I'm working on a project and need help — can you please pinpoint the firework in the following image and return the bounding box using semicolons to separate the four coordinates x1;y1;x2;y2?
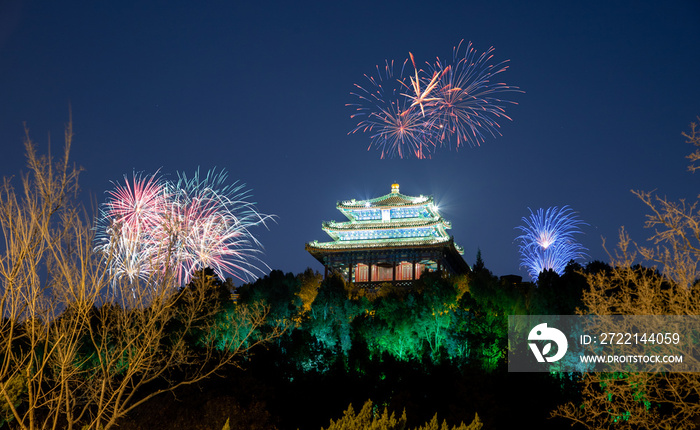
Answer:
515;206;588;280
428;40;520;149
165;169;273;285
95;172;169;283
347;59;437;159
101;171;167;233
96;169;273;287
348;41;520;158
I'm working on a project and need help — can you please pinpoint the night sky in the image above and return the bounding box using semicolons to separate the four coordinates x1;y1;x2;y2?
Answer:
1;1;699;282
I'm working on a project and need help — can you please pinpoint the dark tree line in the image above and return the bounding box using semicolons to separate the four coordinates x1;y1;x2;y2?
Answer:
220;258;601;430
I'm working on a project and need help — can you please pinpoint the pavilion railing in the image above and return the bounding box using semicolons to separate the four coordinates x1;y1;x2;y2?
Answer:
351;280;416;289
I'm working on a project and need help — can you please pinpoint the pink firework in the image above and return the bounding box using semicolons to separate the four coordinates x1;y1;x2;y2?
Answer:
428;40;520;149
96;169;273;287
348;41;520;157
96;172;169;283
103;171;167;233
347;60;438;159
165;169;272;285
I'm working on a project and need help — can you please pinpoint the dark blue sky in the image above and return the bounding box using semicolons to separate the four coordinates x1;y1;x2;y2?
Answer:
1;1;699;281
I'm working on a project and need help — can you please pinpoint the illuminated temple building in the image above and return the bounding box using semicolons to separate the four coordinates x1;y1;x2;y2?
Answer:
305;184;470;286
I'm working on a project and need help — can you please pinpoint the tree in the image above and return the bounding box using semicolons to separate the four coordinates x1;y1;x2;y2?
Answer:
0;120;95;430
304;274;364;356
0;121;280;430
296;267;322;314
553;119;700;429
322;399;483;430
79;270;280;430
369;290;423;361
235;269;301;344
412;274;468;361
461;268;524;371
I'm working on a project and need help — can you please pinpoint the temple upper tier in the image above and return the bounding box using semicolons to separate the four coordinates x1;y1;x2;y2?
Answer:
305;184;470;286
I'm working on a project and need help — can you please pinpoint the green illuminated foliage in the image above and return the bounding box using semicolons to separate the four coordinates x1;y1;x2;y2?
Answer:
360;273;469;362
369;290;422;361
0;374;26;427
304;274;366;356
413;274;466;359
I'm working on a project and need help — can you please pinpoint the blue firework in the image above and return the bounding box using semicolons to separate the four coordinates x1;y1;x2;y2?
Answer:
516;206;588;280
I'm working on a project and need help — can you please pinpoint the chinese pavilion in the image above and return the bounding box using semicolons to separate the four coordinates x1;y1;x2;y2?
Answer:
305;184;470;286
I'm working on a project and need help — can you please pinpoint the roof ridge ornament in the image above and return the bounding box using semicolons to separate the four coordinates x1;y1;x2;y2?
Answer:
306;184;470;280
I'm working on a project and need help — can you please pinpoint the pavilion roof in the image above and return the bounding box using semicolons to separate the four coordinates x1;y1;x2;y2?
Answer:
307;183;465;260
337;185;433;210
306;235;454;251
322;217;451;231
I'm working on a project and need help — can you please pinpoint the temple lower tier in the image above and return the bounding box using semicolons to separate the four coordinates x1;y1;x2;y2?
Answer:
305;240;470;285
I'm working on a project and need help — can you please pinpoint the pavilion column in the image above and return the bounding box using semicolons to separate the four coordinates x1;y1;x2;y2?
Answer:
412;261;416;280
368;262;373;283
392;261;396;282
348;262;353;283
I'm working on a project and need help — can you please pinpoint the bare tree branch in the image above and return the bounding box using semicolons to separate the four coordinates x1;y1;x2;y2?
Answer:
553;118;700;429
0;121;282;430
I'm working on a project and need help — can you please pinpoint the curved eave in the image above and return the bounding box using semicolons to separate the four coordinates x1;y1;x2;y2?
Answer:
337;193;434;210
338;205;441;223
306;236;452;252
322;217;449;231
321;221;450;242
305;237;469;275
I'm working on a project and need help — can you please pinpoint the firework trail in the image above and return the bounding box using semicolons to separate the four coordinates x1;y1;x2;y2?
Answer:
96;169;273;287
403;52;442;117
348;41;520;158
515;206;588;281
